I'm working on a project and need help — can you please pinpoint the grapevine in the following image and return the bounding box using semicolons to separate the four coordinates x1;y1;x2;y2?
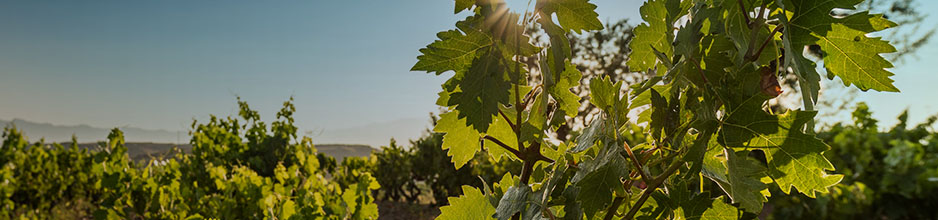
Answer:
412;0;901;219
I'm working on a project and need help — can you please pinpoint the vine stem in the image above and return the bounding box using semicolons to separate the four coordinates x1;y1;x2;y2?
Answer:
622;148;656;195
483;135;522;158
756;0;768;21
737;0;751;25
499;109;517;130
746;25;782;62
513;22;524;162
512;16;528;220
622;141;651;185
603;196;626;220
622;159;683;220
609;148;671;220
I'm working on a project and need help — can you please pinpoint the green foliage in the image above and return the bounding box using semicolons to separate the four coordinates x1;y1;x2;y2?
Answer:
719;100;842;198
782;0;898;92
546;61;582;118
372;140;420;202
0;127;134;219
627;0;673;72
434;111;485;169
1;99;380;219
412;15;492;75
367;116;521;206
768;103;938;219
412;0;901;219
436;186;495;220
536;0;603;34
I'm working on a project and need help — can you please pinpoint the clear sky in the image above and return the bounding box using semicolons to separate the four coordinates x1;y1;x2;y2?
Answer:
0;0;935;144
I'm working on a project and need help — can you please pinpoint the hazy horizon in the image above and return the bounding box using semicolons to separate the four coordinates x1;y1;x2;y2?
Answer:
1;116;432;148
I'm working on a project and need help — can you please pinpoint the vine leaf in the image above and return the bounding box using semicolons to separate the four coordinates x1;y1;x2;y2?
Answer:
547;61;582;118
537;0;603;34
675;195;740;220
449;50;513;132
720;0;779;65
571;144;628;218
704;148;770;213
725;150;770;213
588;76;622;113
495;184;532;220
719;97;843;197
438;185;497;220
484;115;520;162
630;84;672;125
455;0;474;14
522;93;549;143
571;116;604;153
434;111;482;169
628;0;672;72
479;8;540;57
540;19;571;81
412;15;492;75
784;0;898;92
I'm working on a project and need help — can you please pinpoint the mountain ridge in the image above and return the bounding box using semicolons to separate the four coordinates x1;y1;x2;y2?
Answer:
1;116;431;149
1;118;185;144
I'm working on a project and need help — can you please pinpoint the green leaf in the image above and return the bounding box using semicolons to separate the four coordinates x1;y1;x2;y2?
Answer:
484;115;520;162
588;76;621;112
682;128;715;179
455;0;474;14
280;199;296;219
572;144;628;217
495;184;533;220
818;18;898;91
719;97;843;197
782;0;898;91
449;49;513;132
688;35;734;87
412;15;492;75
674;195;740;220
539;156;568;205
497;172;518;194
588;75;629;129
628;0;672;72
560;186;583;220
438;185;497;220
704;147;770;213
570;117;604;153
434;111;483;169
649;89;669;139
721;0;776;62
478;7;540;57
538;0;603;34
547;61;583;118
540;19;571;79
723;149;770;213
521;93;549;144
630;84;672;124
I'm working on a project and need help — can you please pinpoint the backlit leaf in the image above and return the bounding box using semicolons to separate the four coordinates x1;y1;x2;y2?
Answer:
438;186;497;220
434;111;483;169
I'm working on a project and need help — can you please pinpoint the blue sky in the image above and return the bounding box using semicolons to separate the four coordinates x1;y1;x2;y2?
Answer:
0;0;935;144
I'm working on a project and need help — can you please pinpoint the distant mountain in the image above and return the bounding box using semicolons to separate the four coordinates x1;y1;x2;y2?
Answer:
54;142;193;161
1;117;432;149
1;118;186;144
310;117;431;148
47;142;370;163
1;118;379;162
